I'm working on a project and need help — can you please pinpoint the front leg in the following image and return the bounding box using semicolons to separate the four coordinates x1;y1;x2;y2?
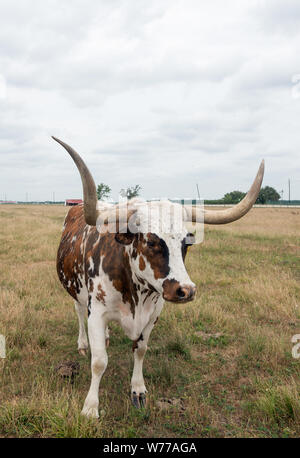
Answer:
131;303;163;408
81;305;108;418
131;332;149;408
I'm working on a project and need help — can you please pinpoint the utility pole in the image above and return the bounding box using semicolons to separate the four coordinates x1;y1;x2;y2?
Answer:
288;179;291;203
196;183;200;202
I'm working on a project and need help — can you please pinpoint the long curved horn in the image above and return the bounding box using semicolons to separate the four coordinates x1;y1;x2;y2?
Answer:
52;136;98;225
185;160;265;224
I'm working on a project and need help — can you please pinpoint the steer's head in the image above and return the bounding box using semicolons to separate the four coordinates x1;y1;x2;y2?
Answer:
113;200;197;303
52;136;264;305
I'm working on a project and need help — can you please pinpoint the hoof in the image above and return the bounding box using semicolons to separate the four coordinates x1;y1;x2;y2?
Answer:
139;393;147;408
81;405;99;418
78;348;88;356
131;391;147;409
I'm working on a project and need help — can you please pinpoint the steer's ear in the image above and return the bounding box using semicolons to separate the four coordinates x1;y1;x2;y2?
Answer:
115;232;134;245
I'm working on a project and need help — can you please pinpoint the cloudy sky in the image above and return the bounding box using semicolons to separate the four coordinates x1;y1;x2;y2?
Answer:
0;0;300;202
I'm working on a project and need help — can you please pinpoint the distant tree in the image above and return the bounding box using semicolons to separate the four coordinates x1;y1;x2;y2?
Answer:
223;190;246;204
97;183;111;201
256;186;280;204
120;185;142;200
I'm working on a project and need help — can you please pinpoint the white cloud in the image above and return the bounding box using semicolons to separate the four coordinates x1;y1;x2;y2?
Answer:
0;0;299;202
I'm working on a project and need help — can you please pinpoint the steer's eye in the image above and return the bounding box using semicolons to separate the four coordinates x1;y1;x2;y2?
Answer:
147;241;156;248
185;233;195;245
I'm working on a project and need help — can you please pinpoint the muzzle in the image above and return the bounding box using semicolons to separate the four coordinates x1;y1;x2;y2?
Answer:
162;279;196;303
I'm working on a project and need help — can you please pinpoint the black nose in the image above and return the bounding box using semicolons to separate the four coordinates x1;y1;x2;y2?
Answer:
176;285;196;301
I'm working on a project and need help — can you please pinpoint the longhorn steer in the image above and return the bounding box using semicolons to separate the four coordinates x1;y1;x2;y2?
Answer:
53;136;264;418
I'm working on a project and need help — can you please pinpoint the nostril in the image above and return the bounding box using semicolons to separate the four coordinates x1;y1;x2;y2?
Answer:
176;287;186;298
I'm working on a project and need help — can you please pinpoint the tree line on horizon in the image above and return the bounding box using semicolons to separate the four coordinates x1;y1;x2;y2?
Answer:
207;186;281;205
97;183;281;205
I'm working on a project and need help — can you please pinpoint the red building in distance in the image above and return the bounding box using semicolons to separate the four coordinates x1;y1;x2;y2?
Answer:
65;199;83;206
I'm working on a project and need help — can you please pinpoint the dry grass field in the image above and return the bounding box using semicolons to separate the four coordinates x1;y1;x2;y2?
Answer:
0;204;299;438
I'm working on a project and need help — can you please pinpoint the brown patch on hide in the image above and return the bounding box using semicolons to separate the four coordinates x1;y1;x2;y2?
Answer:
88;278;94;293
139;256;146;271
132;333;143;352
133;233;170;279
96;283;106;304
